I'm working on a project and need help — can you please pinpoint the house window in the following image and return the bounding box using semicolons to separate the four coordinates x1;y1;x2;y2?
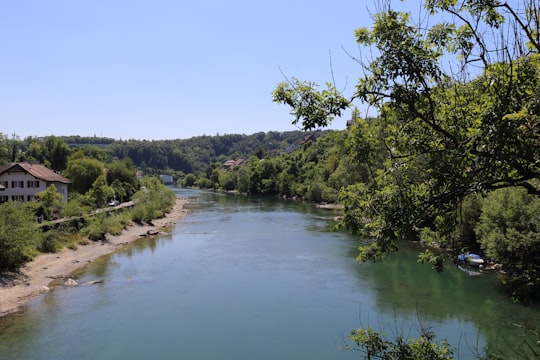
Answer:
0;196;8;203
11;195;24;201
27;195;36;201
11;181;24;188
27;180;40;188
0;181;7;188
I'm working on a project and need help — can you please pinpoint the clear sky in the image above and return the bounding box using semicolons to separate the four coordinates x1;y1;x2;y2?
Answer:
1;1;381;140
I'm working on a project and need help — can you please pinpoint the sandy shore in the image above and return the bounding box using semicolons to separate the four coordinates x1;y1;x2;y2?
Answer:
0;198;189;317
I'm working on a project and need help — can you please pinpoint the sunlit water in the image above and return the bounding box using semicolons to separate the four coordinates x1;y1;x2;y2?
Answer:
0;189;538;359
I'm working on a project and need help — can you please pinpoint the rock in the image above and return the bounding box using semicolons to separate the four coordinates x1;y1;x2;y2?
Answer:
64;278;78;286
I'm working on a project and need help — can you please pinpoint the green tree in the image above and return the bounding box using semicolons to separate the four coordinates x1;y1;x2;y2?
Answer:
131;177;176;223
0;133;9;163
64;156;105;194
236;166;250;193
219;170;236;191
23;140;45;164
87;174;114;209
183;173;196;187
43;136;71;171
36;184;64;220
106;158;139;201
0;201;40;271
476;187;540;302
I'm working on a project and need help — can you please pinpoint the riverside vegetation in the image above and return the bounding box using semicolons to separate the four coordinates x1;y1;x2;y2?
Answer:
1;0;539;357
0;170;175;273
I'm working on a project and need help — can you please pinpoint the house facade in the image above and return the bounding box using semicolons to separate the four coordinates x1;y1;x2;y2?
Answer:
0;163;71;203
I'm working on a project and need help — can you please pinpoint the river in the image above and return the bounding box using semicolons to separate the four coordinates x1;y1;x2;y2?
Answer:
0;188;538;359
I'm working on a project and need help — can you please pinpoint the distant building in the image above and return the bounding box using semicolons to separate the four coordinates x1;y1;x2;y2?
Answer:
0;163;71;203
159;174;174;185
223;159;245;171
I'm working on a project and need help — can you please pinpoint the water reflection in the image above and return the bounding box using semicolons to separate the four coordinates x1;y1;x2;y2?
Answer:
355;241;540;357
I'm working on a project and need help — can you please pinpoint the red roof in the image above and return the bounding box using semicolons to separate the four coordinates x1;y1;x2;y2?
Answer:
0;163;71;184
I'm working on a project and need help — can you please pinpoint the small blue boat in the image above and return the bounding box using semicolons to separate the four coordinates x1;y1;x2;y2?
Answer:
457;253;485;266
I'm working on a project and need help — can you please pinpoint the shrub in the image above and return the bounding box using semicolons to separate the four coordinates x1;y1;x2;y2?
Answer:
131;177;176;223
476;187;540;302
40;230;63;253
0;201;41;271
82;214;108;241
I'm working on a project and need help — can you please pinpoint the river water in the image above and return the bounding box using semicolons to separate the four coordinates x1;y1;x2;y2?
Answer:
0;189;538;359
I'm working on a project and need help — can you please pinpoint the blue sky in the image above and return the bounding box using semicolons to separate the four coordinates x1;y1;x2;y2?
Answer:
1;1;381;140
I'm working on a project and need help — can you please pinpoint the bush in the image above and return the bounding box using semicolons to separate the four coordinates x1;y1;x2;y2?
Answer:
347;325;454;359
40;230;63;253
82;214;108;241
131;177;176;223
106;212;130;235
476;187;540;302
0;201;41;271
130;205;147;224
183;173;196;187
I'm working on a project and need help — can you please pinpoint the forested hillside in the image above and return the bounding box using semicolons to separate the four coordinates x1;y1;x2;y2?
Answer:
0;130;324;177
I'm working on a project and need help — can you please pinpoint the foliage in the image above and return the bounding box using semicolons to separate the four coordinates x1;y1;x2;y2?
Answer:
62;193;91;218
86;174;114;209
82;211;132;241
18;136;72;170
273;0;540;268
40;230;64;253
347;325;454;359
476;187;540;302
0;133;11;163
82;213;110;241
131;177;176;224
182;173;196;187
182;130;369;205
43;136;71;171
7;131;327;183
35;184;64;221
0;201;40;271
63;156;106;194
103;131;319;176
106;158;139;201
272;78;350;131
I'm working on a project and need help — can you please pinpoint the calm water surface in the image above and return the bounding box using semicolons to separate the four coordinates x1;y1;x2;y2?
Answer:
0;189;538;359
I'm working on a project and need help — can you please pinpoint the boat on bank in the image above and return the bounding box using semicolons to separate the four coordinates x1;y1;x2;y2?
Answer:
458;253;485;266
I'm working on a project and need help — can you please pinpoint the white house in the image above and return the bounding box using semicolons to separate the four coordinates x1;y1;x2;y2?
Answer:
159;174;174;185
0;163;71;203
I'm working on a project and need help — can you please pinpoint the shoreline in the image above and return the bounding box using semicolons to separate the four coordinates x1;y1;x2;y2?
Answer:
0;197;189;317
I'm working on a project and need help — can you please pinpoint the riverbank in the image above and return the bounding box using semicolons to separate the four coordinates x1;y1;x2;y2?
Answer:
0;197;189;317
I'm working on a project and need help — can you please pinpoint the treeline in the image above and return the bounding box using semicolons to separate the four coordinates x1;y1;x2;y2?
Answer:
180;130;365;202
0;130;324;176
104;131;323;176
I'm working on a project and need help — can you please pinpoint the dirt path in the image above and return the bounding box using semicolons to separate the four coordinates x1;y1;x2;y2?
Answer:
0;198;189;317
